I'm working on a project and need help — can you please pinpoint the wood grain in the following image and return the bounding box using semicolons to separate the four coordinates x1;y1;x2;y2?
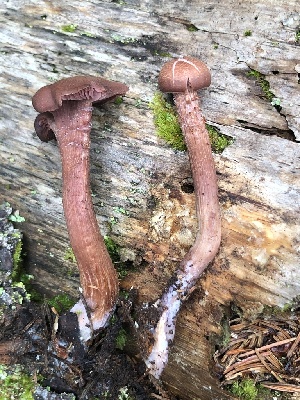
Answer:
0;1;299;398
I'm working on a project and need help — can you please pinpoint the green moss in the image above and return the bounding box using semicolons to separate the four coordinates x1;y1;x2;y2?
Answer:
134;99;143;108
119;289;130;300
230;379;258;400
114;96;124;105
150;92;233;153
281;302;293;312
247;69;275;102
11;282;31;304
113;206;129;216
104;237;132;279
206;125;233;153
262;302;296;317
117;267;130;280
220;317;231;348
104;236;120;263
149;92;185;151
244;30;252;37
186;23;199;32
47;293;75;314
153;51;171;58
295;29;300;42
104;236;125;278
24;282;42;303
81;31;96;38
110;34;137;45
11;240;23;281
10;237;37;300
229;379;272;400
64;247;76;263
61;24;77;33
115;328;127;350
0;365;35;400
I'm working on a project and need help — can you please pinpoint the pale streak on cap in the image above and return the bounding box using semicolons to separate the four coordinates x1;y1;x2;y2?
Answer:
158;56;211;93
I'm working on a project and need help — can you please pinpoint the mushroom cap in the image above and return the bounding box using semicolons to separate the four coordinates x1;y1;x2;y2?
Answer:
32;76;128;113
34;112;56;142
158;56;211;93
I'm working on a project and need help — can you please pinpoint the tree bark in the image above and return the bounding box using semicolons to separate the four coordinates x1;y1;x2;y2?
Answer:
0;1;299;398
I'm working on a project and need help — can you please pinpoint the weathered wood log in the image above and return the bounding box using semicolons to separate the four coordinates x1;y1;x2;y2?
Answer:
0;1;299;398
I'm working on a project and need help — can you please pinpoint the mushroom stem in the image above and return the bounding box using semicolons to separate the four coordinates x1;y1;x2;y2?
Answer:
174;87;221;278
52;101;118;334
145;58;221;378
32;76;128;341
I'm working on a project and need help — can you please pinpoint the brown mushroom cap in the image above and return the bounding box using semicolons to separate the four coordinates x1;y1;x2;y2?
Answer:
34;112;56;142
158;56;211;93
32;76;128;113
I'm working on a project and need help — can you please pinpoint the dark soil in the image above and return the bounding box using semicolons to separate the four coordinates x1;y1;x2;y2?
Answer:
0;296;169;400
0;203;175;400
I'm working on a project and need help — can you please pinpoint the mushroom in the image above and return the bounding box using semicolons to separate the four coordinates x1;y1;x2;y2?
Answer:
145;57;221;377
32;76;128;341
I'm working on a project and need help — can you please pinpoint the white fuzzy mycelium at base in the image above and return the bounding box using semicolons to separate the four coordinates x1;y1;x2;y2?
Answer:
145;268;194;378
70;299;111;342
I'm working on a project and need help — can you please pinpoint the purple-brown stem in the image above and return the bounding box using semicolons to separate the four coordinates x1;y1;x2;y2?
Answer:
145;84;221;378
175;86;221;277
51;100;118;337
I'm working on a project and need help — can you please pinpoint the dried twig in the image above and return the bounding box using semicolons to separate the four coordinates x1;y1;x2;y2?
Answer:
215;314;300;393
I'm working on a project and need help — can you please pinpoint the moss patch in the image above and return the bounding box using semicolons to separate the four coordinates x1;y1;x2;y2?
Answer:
64;247;76;263
150;92;233;153
47;293;75;314
11;239;23;282
104;236;120;263
115;327;127;350
149;92;185;151
104;236;130;279
61;24;77;33
114;96;124;105
206;124;233;153
230;379;258;400
229;379;275;400
0;365;35;400
247;69;277;104
185;23;199;32
11;243;39;302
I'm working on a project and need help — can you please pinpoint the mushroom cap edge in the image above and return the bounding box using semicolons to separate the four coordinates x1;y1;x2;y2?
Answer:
32;75;128;113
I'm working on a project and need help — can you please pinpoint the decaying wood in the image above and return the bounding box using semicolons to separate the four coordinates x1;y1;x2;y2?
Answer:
0;0;299;399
